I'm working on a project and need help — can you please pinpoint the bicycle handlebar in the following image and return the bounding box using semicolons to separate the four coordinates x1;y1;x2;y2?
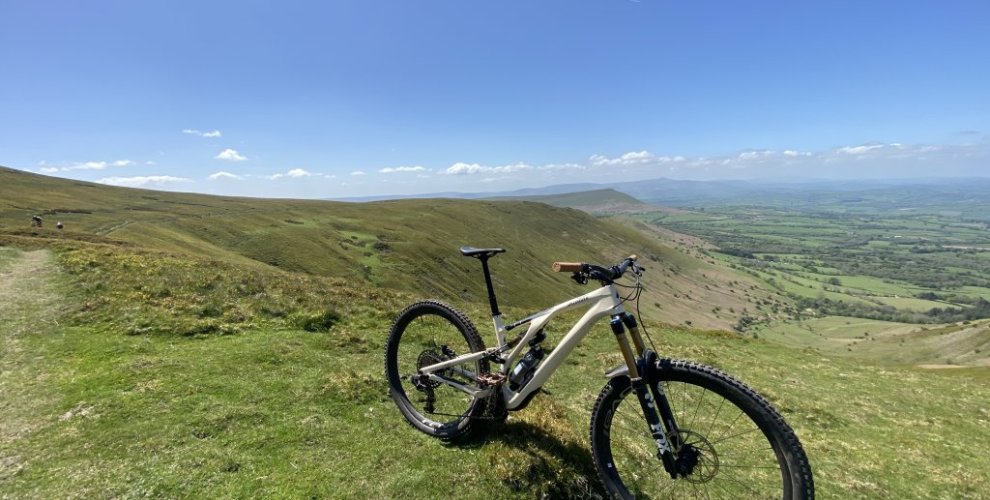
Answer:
552;262;584;273
552;254;639;283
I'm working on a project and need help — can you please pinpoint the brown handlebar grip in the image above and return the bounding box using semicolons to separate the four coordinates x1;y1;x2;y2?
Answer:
552;262;584;273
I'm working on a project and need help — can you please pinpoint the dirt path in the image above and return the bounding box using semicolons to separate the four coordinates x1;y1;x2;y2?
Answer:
0;249;59;340
0;248;61;479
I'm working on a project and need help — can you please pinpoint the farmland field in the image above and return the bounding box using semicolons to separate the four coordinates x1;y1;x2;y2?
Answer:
631;185;990;366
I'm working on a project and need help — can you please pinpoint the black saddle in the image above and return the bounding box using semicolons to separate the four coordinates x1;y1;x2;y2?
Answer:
459;246;506;259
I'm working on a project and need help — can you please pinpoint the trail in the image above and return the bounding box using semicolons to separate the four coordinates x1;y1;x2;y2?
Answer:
0;249;59;346
0;249;61;480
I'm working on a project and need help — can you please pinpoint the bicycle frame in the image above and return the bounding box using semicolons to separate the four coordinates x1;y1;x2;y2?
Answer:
417;282;626;410
396;252;812;490
414;252;684;478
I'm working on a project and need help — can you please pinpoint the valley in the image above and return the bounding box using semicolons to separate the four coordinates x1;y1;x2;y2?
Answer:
629;185;990;367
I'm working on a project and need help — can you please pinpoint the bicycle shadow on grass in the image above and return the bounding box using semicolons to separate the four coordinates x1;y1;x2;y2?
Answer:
451;417;607;499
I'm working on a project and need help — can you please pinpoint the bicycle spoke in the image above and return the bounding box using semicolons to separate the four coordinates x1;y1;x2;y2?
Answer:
688;387;708;431
704;395;727;439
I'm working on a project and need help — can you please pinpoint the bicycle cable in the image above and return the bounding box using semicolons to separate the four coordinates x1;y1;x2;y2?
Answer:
616;267;659;353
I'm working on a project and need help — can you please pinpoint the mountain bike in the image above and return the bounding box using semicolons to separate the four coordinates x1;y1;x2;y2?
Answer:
384;246;814;498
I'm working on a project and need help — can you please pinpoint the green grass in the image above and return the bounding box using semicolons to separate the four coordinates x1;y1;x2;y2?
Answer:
832;274;923;297
1;244;987;497
1;167;757;331
869;295;951;312
2;166;780;332
4;169;990;497
753;316;990;366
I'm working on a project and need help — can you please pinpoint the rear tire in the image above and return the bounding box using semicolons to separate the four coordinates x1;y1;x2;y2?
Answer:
384;301;489;441
590;359;814;499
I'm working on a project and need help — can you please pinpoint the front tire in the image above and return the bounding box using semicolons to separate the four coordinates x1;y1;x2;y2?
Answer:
384;300;489;441
590;359;814;499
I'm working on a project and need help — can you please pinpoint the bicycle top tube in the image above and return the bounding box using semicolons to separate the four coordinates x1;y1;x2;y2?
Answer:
501;254;640;331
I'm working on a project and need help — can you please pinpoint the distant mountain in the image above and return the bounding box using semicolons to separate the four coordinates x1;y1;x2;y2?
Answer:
486;188;660;215
328;183;604;202
336;176;990;213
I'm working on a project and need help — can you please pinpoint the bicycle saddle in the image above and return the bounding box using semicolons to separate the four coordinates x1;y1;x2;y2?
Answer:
459;246;506;258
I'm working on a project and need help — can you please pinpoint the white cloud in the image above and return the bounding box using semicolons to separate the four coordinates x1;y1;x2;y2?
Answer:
145;161;157;165
589;151;686;167
63;161;108;171
208;171;244;181
444;162;479;175
260;168;320;180
496;162;532;173
98;176;192;188
37;159;140;172
445;162;484;175
444;162;533;175
215;148;247;161
542;163;586;171
379;165;427;174
351;170;366;176
183;129;222;138
737;150;772;160
590;151;654;166
837;144;885;155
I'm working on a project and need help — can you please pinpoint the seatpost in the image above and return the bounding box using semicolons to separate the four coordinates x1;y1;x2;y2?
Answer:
479;256;501;317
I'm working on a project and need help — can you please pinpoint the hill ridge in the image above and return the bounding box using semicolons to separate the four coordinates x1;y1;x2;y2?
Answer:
0;166;765;330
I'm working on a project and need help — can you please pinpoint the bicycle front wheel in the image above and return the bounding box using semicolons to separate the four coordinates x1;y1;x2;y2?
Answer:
590;359;813;499
384;300;489;441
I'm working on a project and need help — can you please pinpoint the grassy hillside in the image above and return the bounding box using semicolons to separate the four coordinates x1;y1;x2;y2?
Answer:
1;166;765;331
755;316;990;366
4;169;989;497
488;188;659;214
1;242;988;498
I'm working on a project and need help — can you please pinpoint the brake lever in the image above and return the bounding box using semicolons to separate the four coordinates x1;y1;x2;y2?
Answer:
570;272;588;285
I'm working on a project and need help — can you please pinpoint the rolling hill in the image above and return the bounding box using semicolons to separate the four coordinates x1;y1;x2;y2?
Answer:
486;188;659;214
0;166;767;330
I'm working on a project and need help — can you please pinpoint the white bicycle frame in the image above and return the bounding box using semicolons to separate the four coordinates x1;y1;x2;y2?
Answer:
417;282;626;410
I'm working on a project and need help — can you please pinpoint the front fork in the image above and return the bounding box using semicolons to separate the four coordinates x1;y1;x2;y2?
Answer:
610;314;682;478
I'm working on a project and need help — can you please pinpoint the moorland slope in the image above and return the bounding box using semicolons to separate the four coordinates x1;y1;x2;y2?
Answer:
0;166;767;330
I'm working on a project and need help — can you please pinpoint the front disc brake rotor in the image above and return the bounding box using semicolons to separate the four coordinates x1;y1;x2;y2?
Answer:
675;430;719;483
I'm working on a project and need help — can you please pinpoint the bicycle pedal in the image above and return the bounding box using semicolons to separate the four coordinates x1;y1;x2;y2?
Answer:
477;373;506;388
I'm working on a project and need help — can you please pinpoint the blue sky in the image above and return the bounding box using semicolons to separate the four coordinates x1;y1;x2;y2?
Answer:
1;1;988;198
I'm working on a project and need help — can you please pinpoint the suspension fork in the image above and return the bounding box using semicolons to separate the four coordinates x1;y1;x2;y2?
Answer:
621;313;685;452
610;315;679;478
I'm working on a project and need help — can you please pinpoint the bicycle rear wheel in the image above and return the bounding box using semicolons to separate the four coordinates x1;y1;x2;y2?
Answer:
384;300;489;441
590;359;813;499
